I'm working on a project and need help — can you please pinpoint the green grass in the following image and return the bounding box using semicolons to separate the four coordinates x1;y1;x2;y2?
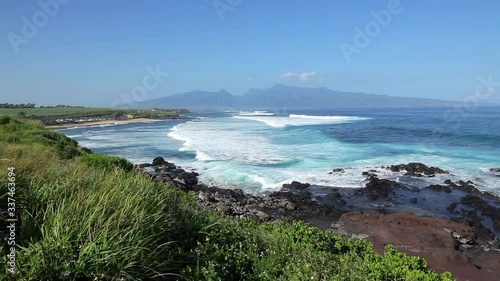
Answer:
0;108;183;125
0;116;455;280
0;107;122;117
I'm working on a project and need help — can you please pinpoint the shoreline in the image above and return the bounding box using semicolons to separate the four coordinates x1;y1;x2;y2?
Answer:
45;118;161;129
139;157;500;281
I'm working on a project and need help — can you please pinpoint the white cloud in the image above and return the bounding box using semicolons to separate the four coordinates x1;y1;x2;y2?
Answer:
299;72;316;81
279;72;317;81
280;73;296;79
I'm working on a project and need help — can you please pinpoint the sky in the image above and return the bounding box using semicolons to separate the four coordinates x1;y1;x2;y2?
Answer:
1;0;499;106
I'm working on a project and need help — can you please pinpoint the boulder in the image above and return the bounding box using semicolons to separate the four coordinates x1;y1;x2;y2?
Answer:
253;210;270;221
364;175;399;200
282;181;310;190
152;156;167;166
216;205;233;214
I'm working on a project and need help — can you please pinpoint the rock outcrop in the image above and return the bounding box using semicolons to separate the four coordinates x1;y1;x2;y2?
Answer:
364;175;399;200
388;162;448;177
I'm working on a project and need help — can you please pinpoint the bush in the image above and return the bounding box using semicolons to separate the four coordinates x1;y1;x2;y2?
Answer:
0;115;11;124
32;130;86;159
184;220;455;280
78;154;134;171
0;117;88;159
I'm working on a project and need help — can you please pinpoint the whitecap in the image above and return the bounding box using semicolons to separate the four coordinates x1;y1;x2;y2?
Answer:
238;110;275;116
234;114;369;128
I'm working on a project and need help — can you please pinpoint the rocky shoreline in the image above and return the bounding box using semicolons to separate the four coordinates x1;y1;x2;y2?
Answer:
139;157;500;281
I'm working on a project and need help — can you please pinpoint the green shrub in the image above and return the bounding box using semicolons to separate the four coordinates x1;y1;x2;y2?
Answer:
0;115;11;124
183;219;454;281
78;154;134;171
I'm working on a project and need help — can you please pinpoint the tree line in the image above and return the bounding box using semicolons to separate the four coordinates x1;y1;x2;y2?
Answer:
39;105;85;108
0;103;35;108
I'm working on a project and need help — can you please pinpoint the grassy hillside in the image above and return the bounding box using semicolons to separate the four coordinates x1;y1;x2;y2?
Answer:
0;116;455;280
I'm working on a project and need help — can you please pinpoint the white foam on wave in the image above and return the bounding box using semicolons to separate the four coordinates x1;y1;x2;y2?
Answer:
165;117;377;191
289;114;356;120
238;110;275;116
65;134;83;138
234;114;369;128
196;151;215;161
62;113;499;195
167;119;297;165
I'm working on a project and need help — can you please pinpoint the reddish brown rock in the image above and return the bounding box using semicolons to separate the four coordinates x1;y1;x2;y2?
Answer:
337;211;500;281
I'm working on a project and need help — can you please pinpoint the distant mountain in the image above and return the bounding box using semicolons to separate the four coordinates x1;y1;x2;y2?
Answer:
138;84;458;110
138;89;234;109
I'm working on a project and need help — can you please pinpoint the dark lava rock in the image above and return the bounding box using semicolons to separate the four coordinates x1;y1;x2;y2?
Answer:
365;175;399;200
427;184;452;193
216;205;233;215
328;192;346;205
282;181;310;190
388;162;448;177
460;195;500;232
410;197;418;204
490;168;500;173
443;179;496;197
453;210;495;242
447;202;459;213
331;168;345;173
362;170;378;177
329;192;342;199
252;210;271;221
152;156;167;166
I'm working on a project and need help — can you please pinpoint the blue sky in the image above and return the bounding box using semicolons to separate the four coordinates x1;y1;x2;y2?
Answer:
1;0;499;106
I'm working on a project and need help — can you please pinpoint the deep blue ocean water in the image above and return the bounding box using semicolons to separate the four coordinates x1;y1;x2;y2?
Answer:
59;107;500;195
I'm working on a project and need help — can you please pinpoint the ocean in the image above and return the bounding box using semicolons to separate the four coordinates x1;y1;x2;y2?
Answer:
59;106;500;195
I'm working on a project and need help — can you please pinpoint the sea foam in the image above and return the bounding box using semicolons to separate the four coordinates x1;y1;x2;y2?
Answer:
234;114;369;128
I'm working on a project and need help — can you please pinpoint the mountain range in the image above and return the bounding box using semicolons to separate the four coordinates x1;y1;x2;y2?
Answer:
137;84;459;110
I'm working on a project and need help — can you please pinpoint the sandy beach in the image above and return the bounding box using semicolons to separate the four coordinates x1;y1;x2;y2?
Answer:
45;118;159;129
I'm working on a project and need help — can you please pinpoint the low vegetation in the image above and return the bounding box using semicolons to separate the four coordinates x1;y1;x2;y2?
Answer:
0;107;188;126
0;116;455;280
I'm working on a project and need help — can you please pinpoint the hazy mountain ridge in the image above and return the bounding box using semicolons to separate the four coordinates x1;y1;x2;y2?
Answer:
138;84;458;110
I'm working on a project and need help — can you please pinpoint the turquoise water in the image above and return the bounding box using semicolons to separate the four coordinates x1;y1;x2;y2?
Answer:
60;107;500;195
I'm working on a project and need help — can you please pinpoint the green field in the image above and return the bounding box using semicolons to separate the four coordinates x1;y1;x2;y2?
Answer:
0;107;186;125
0;116;455;280
0;107;122;117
